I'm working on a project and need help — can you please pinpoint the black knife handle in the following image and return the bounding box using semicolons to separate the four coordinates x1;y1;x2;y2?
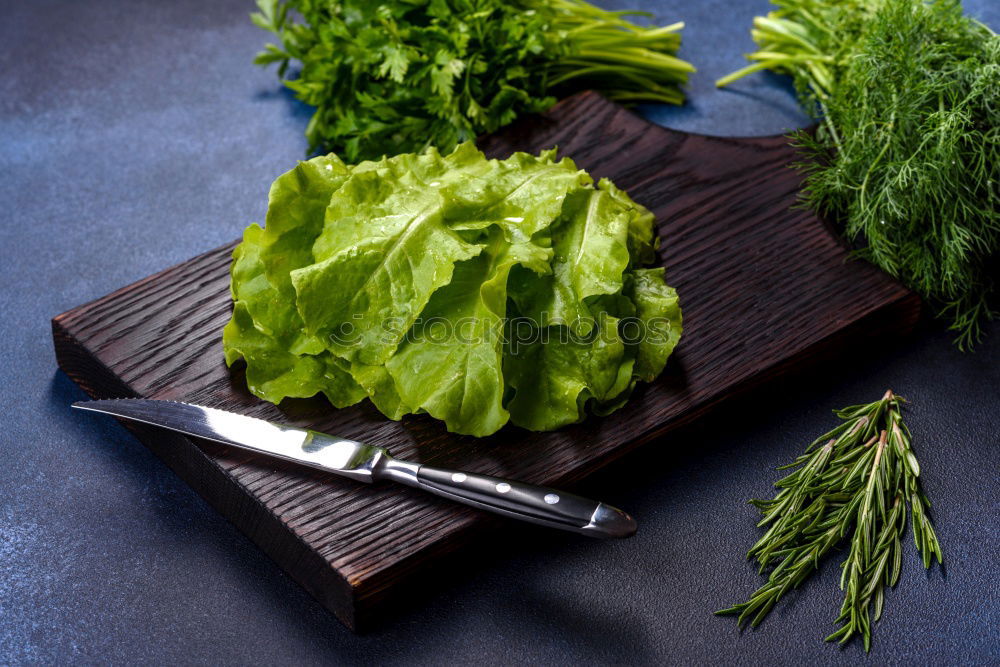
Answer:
379;458;636;539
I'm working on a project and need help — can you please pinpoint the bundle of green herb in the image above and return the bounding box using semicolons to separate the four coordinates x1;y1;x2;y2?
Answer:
717;390;942;651
223;143;681;436
718;0;999;348
251;0;693;162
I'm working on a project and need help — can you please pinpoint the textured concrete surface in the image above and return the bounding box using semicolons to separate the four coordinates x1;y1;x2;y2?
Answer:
1;0;998;663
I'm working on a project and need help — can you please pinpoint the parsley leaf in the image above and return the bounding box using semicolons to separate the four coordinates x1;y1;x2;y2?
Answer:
251;0;693;162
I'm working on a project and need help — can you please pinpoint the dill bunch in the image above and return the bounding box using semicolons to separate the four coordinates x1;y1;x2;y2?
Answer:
719;0;1000;349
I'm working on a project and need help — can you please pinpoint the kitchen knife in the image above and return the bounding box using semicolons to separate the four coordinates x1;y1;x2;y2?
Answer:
73;399;636;539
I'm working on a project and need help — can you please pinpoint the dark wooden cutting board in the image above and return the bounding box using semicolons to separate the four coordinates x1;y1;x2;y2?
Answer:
52;91;920;631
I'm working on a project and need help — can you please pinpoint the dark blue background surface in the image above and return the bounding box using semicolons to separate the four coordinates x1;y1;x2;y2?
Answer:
2;1;998;663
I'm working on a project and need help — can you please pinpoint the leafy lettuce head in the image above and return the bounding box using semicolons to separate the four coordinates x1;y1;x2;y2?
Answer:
223;143;681;436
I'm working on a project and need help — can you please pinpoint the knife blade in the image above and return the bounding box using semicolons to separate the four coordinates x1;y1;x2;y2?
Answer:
73;399;636;539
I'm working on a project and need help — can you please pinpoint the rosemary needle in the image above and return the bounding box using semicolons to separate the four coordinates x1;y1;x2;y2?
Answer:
716;390;942;651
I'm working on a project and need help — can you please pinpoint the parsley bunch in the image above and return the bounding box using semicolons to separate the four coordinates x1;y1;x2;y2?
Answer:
718;0;999;348
252;0;693;162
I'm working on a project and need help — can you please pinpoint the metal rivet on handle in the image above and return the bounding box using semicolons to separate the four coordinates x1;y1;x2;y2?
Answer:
496;482;511;493
544;493;560;504
451;472;467;483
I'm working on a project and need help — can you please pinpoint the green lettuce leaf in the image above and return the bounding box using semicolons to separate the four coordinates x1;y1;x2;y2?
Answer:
222;224;365;407
628;268;683;381
503;312;636;431
224;143;682;435
507;186;632;332
386;230;552;436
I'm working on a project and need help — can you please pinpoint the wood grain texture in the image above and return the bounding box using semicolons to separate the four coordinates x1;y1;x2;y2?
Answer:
52;92;920;631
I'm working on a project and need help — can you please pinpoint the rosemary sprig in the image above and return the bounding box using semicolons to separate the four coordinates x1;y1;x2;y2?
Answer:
716;390;942;651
